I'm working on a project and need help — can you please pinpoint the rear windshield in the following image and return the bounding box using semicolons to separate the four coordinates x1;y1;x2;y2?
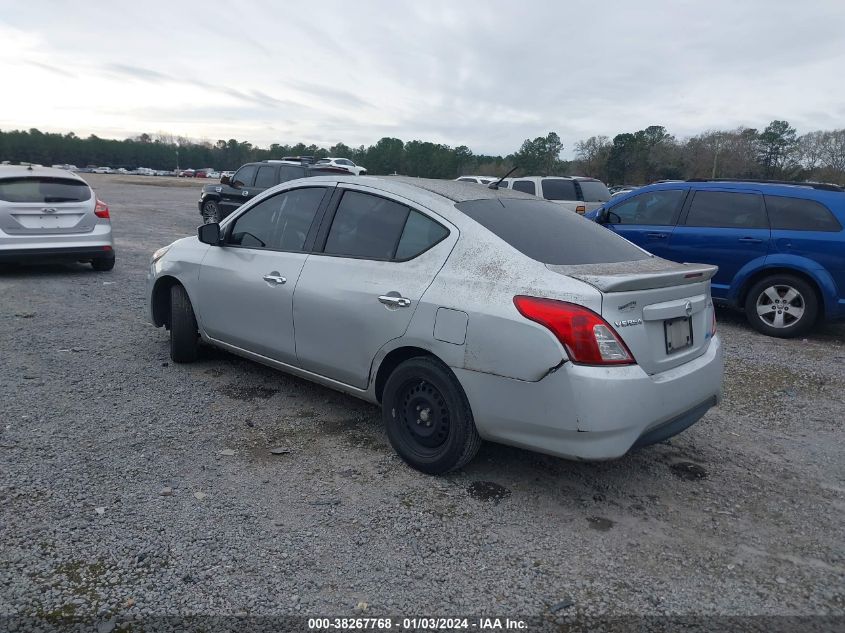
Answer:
577;180;611;202
456;198;650;265
0;177;92;203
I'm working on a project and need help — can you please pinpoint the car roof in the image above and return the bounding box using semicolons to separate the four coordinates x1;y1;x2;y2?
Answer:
0;165;87;181
609;179;845;205
385;176;540;202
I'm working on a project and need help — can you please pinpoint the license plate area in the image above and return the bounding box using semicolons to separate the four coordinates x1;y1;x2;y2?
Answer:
664;316;693;354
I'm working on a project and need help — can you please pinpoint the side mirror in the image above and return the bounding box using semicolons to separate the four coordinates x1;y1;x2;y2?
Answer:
220;174;230;185
198;223;221;245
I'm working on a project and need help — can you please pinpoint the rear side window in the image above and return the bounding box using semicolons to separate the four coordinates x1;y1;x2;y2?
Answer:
278;165;306;183
457;177;476;182
541;179;577;201
0;177;91;203
228;187;325;250
232;165;257;187
577;180;612;202
512;180;536;195
254;166;276;188
685;191;767;229
764;195;842;232
395;211;449;260
324;191;409;260
457;199;650;265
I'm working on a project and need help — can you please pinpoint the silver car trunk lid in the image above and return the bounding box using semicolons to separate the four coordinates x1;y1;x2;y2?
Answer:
0;200;97;235
547;257;718;375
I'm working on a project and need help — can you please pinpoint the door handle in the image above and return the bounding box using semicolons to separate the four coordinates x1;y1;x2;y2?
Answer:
738;237;763;243
646;232;668;239
262;272;287;285
378;294;411;308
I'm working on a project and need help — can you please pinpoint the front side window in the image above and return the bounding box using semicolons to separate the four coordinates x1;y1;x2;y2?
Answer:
232;165;257;187
324;191;410;260
541;179;577;201
0;177;91;203
254;166;276;188
685;191;767;229
512;180;536;195
609;189;685;225
764;195;842;232
227;187;325;250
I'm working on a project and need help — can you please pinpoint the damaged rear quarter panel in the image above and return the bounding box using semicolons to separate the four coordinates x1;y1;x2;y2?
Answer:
417;228;603;382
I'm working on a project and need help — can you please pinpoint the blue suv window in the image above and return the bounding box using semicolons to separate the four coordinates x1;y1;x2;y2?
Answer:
764;195;842;232
610;189;685;225
685;191;767;229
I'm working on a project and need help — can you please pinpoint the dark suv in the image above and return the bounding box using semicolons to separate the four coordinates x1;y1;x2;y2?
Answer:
199;159;349;223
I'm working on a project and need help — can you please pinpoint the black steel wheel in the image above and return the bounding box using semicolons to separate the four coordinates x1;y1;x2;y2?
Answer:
383;356;481;474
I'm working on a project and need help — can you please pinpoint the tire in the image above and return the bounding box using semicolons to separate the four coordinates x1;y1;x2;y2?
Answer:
170;284;199;363
201;199;221;224
744;274;819;338
382;356;481;475
91;256;115;271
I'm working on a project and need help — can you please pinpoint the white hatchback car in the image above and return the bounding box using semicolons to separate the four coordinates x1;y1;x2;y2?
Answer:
315;157;367;176
0;166;115;270
148;177;722;474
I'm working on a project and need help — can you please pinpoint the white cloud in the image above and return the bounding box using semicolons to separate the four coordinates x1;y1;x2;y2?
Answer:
1;0;844;156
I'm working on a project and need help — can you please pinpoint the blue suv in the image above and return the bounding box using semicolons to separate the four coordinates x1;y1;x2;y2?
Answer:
587;179;845;337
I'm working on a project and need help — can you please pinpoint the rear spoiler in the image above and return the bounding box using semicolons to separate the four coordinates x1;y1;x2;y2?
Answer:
547;258;718;293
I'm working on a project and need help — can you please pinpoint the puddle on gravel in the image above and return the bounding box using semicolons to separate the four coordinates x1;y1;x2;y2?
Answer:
586;516;615;531
670;461;708;480
467;481;511;503
218;385;278;401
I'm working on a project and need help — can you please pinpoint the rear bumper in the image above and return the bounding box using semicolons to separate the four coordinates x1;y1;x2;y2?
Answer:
453;335;723;461
0;245;114;262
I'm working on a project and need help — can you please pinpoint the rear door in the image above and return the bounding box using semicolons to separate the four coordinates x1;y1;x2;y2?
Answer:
293;185;457;388
666;189;770;299
602;188;687;258
195;186;330;364
219;164;258;217
0;176;97;237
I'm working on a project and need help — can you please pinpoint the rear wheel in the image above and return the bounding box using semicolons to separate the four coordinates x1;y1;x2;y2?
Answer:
382;357;481;475
201;199;221;224
744;274;818;338
91;256;115;271
170;284;199;362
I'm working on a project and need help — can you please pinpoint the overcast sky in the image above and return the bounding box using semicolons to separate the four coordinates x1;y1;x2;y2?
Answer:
1;0;844;157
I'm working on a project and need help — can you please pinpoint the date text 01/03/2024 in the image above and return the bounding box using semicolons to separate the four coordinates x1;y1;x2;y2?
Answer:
308;617;528;630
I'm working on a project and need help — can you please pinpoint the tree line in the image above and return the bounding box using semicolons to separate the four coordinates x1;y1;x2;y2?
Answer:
2;121;843;185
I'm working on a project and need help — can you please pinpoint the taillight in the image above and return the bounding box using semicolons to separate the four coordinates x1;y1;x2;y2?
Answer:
575;205;586;214
710;306;717;337
513;296;635;365
94;199;110;219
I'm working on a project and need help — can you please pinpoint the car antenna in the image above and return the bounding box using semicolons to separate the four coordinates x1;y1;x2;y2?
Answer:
489;166;518;190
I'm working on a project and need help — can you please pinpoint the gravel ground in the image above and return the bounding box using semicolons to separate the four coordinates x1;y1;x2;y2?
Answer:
1;174;843;630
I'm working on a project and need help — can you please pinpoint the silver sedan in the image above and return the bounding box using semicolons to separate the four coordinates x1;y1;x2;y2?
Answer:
148;176;723;474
